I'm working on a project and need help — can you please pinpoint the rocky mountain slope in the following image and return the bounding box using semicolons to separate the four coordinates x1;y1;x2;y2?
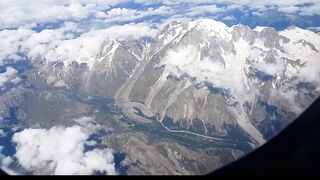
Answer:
1;19;320;175
128;20;320;144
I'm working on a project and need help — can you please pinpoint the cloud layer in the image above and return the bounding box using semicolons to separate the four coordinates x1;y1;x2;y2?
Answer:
0;117;117;175
11;124;116;175
0;67;21;89
1;0;320;31
0;22;156;69
0;0;123;29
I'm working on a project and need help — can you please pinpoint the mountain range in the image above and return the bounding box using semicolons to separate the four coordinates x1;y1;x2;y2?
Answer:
1;19;320;175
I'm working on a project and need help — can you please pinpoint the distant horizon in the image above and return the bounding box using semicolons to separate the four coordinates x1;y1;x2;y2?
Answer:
1;0;320;34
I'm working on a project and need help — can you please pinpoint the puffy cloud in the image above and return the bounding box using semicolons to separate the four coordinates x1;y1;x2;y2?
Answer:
12;124;116;175
103;8;138;19
187;5;224;16
1;0;320;37
308;26;320;32
278;6;300;14
222;15;236;21
42;23;156;68
0;146;14;173
253;60;285;76
0;22;155;69
0;28;34;65
0;21;84;64
160;45;245;94
0;129;6;137
0;22;83;65
0;67;21;88
0;2;91;29
100;23;157;40
0;0;132;29
23;28;77;60
236;0;320;17
96;6;173;23
300;3;320;16
135;0;320;16
1;0;320;32
43;29;111;68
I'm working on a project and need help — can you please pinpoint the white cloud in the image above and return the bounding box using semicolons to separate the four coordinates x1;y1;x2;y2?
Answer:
300;3;320;16
187;5;224;16
0;22;157;77
12;124;116;175
271;88;301;112
278;6;300;14
0;146;14;173
23;30;68;60
0;22;84;65
73;116;102;132
43;29;110;68
0;0;132;29
239;0;320;16
134;0;320;17
100;23;157;40
0;28;34;65
97;6;173;23
308;26;320;32
253;60;285;76
0;22;155;69
0;21;83;64
0;67;21;88
0;2;91;29
222;15;236;21
104;8;138;19
176;0;320;17
160;45;245;94
161;45;199;69
42;23;156;68
0;129;6;137
1;0;320;31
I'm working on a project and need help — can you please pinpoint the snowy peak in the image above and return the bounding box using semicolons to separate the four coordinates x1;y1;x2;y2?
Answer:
128;19;320;146
193;19;228;28
36;19;320;94
156;20;188;48
99;38;120;61
191;19;229;33
280;26;320;50
43;36;122;70
253;26;268;33
155;19;231;49
151;19;320;100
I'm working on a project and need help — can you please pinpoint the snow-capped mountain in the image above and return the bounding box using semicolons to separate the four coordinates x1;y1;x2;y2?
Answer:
3;19;319;143
129;19;320;144
26;38;143;98
1;19;320;175
9;19;318;143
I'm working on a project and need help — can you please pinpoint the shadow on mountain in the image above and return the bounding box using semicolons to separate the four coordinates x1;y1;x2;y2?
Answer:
210;97;320;175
